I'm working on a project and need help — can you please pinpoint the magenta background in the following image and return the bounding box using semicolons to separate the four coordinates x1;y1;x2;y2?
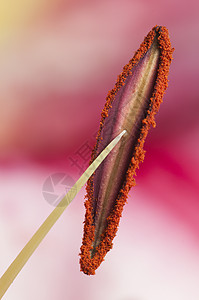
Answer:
0;0;199;299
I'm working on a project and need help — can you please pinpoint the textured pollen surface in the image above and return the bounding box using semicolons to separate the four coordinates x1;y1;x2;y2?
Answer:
80;26;174;275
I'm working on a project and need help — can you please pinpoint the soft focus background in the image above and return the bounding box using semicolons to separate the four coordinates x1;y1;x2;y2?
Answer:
0;0;199;299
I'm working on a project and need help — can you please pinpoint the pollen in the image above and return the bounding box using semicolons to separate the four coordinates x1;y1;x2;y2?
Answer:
80;26;174;275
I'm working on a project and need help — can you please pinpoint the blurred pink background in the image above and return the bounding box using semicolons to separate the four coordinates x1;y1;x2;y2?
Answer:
0;0;199;299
